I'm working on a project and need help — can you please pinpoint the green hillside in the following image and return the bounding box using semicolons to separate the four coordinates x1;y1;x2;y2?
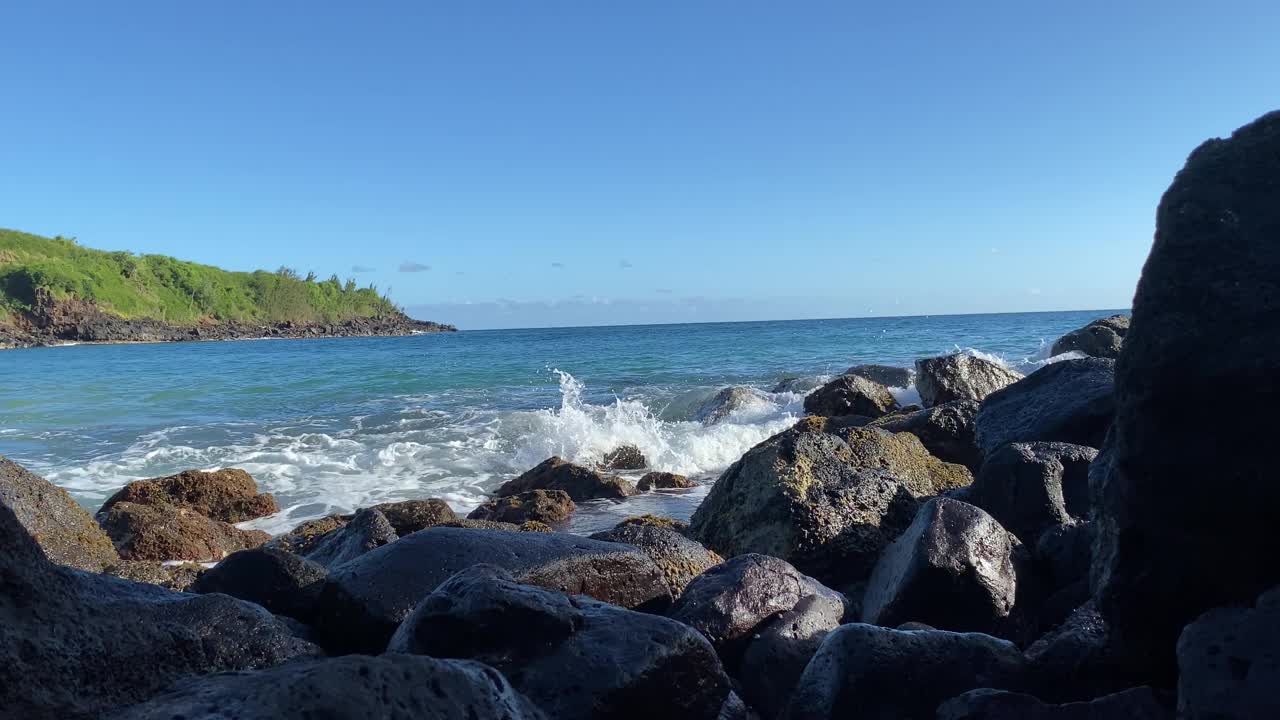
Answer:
0;229;400;326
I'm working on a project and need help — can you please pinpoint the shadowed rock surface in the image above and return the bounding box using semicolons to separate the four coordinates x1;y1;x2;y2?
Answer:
0;501;319;720
804;374;899;418
845;363;914;388
97;468;278;523
784;624;1026;720
590;522;722;597
1092;110;1280;679
667;554;848;671
191;547;328;621
739;594;846;718
974;358;1115;455
98;501;270;561
316;527;671;653
496;456;637;501
0;455;119;571
113;654;546;720
937;687;1171;720
967;442;1096;542
1176;586;1280;720
388;565;729;720
469;489;576;525
868;399;982;471
915;354;1023;407
691;420;970;591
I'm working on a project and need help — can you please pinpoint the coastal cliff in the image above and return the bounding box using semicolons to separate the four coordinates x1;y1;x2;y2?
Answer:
0;229;455;349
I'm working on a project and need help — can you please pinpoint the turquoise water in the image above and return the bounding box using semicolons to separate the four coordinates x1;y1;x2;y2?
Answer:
0;310;1119;533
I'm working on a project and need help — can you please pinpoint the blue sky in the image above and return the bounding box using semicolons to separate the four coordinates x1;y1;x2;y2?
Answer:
2;2;1276;329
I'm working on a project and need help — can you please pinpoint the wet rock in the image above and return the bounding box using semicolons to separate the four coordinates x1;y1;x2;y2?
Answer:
98;501;270;562
937;687;1172;720
697;386;768;425
784;624;1026;720
639;471;696;491
469;489;576;525
804;374;900;418
868;399;982;471
667;554;849;670
974;358;1115;455
967;442;1096;542
691;421;969;591
316;527;671;654
102;560;204;591
1093;111;1280;678
1177;586;1280;720
302;507;397;568
915;353;1023;407
365;498;457;534
1025;603;1145;703
191;547;328;621
1050;315;1130;359
861;497;1022;637
388;565;729;720
772;376;825;394
113;654;546;720
601;444;647;470
97;468;278;523
845;363;914;388
590;522;722;597
496;456;636;501
620;514;690;532
0;455;119;571
738;594;846;718
0;501;319;720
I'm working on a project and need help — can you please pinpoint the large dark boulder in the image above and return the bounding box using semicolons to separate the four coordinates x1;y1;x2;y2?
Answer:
846;363;914;388
1050;315;1130;359
967;442;1096;543
301;506;397;567
98;501;270;562
1024;603;1146;703
102;560;204;591
469;489;576;525
315;527;671;653
861;497;1024;637
738;594;846;718
0;502;319;720
667;554;848;670
0;455;119;571
496;456;637;501
191;547;327;621
366;498;458;534
868;399;982;471
388;565;729;720
784;624;1026;720
97;468;278;523
113;654;547;720
915;354;1023;407
601;444;647;470
974;358;1115;455
937;687;1171;720
1093;111;1280;678
639;471;696;491
1177;586;1280;719
804;374;899;418
590;522;722;597
690;420;970;591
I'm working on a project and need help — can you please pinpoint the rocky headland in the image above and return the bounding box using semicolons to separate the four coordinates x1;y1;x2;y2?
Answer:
3;110;1279;718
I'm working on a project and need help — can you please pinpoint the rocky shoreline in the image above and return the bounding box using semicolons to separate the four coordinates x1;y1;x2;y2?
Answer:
2;110;1279;719
0;289;455;350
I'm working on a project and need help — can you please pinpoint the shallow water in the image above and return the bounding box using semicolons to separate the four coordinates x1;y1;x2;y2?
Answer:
0;310;1119;534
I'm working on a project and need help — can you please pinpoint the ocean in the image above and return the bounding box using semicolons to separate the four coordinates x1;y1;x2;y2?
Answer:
0;309;1121;535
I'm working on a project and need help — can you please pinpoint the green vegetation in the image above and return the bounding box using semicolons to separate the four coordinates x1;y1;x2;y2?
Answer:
0;229;401;325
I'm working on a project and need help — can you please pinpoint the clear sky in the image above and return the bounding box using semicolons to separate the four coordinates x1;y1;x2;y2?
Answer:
2;2;1276;329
